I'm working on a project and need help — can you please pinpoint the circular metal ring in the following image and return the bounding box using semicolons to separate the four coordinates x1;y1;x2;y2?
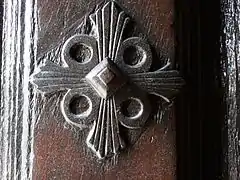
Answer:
62;35;98;73
115;37;152;74
61;87;100;129
114;84;151;129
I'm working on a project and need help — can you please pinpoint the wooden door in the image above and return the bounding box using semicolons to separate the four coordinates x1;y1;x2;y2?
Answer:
0;0;233;179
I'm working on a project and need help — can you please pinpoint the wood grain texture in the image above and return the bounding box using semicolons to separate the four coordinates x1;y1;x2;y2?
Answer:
34;0;176;179
0;0;177;179
2;0;239;179
0;0;38;179
221;0;240;179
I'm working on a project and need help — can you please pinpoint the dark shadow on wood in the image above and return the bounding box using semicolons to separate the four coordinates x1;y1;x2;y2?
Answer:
175;0;226;179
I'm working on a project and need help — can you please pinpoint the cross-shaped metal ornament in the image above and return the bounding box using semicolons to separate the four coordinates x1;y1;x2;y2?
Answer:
30;1;184;160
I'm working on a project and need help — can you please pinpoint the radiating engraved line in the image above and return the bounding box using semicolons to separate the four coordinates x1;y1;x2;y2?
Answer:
129;70;184;99
33;77;83;81
110;97;118;153
33;83;88;93
102;2;111;60
89;99;103;145
142;87;180;92
96;9;103;62
113;96;125;148
35;71;84;77
134;85;181;91
131;78;184;82
114;17;129;60
92;98;103;151
39;66;87;75
105;99;110;156
86;99;102;154
37;84;88;88
31;66;88;93
108;98;114;155
109;1;114;59
131;80;184;85
37;85;89;94
109;2;119;59
86;98;102;150
87;97;121;158
101;6;105;60
132;81;184;86
110;98;115;153
112;11;124;61
32;78;84;86
129;70;182;78
97;99;107;157
134;82;184;88
112;12;129;61
33;75;84;81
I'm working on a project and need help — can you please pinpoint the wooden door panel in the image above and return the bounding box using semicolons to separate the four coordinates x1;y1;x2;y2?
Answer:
2;0;237;179
35;0;176;179
1;0;178;179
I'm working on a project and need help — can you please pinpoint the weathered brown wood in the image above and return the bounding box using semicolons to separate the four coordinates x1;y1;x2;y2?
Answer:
3;0;240;179
34;0;176;179
0;0;177;179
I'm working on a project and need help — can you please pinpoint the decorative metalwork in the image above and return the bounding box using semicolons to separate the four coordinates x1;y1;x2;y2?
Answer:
30;1;184;159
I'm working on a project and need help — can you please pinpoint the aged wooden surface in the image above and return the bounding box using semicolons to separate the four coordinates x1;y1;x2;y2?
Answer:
221;0;240;179
3;0;240;179
34;0;176;179
0;0;178;179
0;0;38;179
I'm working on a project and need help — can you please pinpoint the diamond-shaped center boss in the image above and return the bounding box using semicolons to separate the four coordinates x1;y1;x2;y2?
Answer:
85;59;127;99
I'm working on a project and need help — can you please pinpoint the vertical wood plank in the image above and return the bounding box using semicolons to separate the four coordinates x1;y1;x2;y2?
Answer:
0;0;38;179
221;0;240;179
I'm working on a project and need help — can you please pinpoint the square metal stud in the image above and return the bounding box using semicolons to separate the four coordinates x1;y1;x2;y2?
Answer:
85;59;127;99
98;67;116;86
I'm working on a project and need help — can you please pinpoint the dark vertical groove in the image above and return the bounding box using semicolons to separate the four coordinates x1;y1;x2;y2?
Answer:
201;0;224;179
175;0;201;178
175;0;224;179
